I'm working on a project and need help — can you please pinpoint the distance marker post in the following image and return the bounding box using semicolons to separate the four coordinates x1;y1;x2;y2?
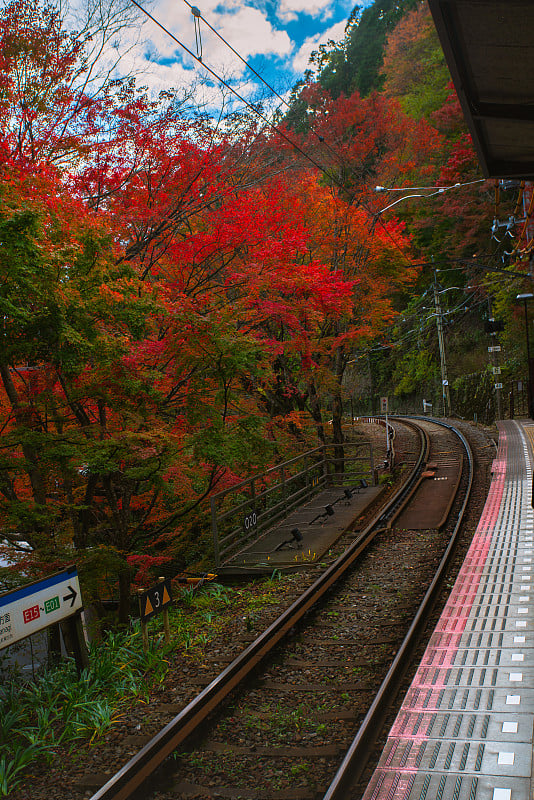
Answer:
159;577;171;644
138;577;173;651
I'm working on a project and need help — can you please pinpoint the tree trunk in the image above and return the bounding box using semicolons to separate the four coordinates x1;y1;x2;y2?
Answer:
331;345;345;481
308;380;325;444
331;392;344;481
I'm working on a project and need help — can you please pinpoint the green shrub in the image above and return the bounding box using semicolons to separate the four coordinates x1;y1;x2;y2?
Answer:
0;624;169;796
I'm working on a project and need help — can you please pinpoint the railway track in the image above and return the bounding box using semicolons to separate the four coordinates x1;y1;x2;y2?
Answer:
90;417;482;800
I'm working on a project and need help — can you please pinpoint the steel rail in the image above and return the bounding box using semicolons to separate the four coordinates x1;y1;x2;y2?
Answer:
90;419;429;800
322;419;474;800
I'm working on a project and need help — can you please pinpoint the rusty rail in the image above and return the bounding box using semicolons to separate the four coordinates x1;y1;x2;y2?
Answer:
90;419;427;800
322;419;474;800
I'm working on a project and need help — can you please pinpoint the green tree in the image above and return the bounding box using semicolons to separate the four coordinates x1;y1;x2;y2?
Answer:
381;2;449;120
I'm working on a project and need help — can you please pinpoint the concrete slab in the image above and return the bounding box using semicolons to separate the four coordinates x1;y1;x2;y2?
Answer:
390;710;532;743
217;484;384;574
364;771;530;800
410;664;534;689
379;737;532;776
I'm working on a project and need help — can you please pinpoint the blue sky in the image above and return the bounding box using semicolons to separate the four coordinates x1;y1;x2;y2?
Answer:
121;0;372;104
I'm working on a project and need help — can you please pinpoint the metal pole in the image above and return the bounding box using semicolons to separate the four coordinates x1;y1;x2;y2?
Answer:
524;298;531;359
138;590;149;653
210;497;220;569
433;272;451;416
159;577;171;644
487;299;502;420
518;293;534;418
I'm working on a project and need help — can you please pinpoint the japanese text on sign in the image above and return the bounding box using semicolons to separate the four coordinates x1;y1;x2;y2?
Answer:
0;567;82;651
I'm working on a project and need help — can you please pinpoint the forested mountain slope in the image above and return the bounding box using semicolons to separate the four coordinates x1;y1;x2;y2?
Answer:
285;0;527;422
0;0;528;628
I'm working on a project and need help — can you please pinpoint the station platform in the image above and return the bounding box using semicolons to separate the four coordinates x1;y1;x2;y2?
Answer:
217;483;385;575
362;419;534;800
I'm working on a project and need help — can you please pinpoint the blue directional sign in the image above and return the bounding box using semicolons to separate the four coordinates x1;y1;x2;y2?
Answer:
0;566;82;650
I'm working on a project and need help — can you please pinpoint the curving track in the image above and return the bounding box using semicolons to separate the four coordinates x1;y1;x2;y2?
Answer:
89;417;478;800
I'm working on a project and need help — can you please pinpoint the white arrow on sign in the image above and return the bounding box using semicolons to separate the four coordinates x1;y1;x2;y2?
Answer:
0;567;82;651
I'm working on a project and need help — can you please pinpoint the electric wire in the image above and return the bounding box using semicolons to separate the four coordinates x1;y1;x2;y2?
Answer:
132;0;425;274
507;188;534;259
375;185;483;215
130;0;496;279
513;180;525;220
182;0;344;162
198;0;485;266
377;179;485;192
130;0;347;191
347;294;489;362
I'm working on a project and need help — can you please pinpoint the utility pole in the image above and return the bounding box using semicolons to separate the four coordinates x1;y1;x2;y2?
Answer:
433;271;451;417
486;298;503;420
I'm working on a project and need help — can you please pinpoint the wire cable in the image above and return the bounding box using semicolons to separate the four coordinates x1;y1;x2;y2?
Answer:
376;178;485;192
508;187;534;259
130;0;491;278
130;0;345;189
131;0;426;277
191;5;203;61
182;0;344;160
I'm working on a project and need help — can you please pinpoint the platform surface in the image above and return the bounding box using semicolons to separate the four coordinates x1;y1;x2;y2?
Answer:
218;483;384;573
362;420;534;800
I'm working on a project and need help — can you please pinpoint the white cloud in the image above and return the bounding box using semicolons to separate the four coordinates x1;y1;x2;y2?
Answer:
214;6;293;61
111;46;200;95
118;0;293;92
64;0;349;105
277;0;334;23
292;19;346;75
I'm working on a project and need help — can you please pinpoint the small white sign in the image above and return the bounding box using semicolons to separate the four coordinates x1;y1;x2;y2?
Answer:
488;345;502;353
0;567;82;650
492;366;501;375
495;383;503;389
380;396;388;413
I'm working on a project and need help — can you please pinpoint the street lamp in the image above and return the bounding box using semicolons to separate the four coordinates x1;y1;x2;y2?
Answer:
374;180;485;215
517;293;534;418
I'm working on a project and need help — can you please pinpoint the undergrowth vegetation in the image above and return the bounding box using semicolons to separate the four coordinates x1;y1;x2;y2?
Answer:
1;577;285;796
0;625;168;795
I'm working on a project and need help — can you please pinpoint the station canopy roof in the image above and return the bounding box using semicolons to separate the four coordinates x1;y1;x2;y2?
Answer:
428;0;534;179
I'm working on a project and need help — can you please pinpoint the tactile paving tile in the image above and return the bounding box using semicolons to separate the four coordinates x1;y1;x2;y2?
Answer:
360;421;534;800
364;771;529;800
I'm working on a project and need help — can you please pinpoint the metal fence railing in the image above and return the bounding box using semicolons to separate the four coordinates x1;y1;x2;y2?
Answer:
210;442;374;567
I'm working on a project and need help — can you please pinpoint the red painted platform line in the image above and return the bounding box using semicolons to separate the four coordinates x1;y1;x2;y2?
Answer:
389;429;508;736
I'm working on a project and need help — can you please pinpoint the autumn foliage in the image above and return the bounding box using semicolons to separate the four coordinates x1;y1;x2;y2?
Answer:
0;0;479;620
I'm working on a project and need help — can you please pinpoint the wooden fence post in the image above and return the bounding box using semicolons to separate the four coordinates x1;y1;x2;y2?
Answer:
159;577;171;644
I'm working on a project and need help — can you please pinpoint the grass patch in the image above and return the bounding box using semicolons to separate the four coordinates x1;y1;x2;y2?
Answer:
2;572;293;796
0;624;168;796
150;577;285;655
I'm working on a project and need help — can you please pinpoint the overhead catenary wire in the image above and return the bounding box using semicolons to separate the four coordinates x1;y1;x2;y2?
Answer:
129;0;427;280
376;179;485;192
191;5;203;61
179;0;435;276
507;188;534;259
129;0;497;280
182;0;344;161
345;294;490;364
179;3;495;279
129;0;347;192
375;185;483;215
